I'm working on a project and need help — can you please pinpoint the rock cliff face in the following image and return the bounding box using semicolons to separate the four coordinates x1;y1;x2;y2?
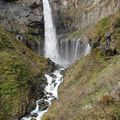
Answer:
0;0;45;53
0;0;43;33
42;8;120;120
54;0;120;33
1;0;120;34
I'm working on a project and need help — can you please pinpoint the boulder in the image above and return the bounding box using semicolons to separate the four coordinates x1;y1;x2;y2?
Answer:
31;113;38;117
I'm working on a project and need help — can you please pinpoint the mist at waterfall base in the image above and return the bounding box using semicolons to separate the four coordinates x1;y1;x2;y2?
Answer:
58;37;91;66
43;0;59;64
21;0;91;119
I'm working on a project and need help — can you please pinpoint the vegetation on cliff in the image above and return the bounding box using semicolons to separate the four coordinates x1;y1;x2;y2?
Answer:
0;27;49;120
42;13;120;120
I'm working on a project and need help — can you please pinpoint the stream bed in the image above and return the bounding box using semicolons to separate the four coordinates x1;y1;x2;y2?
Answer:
22;67;64;120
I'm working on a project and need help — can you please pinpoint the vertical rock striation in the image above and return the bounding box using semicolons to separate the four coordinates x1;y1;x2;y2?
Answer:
53;0;120;32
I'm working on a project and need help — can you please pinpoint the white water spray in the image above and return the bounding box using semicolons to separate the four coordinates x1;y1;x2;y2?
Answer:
43;0;59;63
21;68;64;120
85;43;91;56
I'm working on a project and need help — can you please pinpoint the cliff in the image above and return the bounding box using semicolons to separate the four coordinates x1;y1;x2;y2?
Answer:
0;0;120;120
0;0;45;53
55;0;120;33
0;0;43;33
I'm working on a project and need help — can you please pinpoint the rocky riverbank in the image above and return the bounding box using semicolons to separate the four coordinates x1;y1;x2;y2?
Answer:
22;67;64;120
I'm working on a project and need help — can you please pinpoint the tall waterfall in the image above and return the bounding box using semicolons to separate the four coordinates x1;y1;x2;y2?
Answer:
42;0;91;66
43;0;59;63
21;1;91;120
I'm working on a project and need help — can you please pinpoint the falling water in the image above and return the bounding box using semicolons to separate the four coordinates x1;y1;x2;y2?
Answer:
43;0;59;63
42;0;90;66
21;0;91;119
85;43;91;56
58;37;90;66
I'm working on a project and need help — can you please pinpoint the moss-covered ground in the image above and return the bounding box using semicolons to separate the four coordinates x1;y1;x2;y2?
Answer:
0;26;48;120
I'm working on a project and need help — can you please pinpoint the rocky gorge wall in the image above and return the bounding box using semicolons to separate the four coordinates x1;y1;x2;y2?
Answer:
1;0;120;38
0;0;45;53
0;0;120;120
2;0;120;34
53;0;120;33
0;0;43;33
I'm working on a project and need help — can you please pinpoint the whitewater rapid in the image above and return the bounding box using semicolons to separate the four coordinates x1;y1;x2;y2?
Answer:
22;68;64;120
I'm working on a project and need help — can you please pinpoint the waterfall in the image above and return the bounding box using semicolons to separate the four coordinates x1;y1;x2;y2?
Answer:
42;0;90;66
58;38;89;66
21;1;91;120
43;0;59;63
85;43;91;56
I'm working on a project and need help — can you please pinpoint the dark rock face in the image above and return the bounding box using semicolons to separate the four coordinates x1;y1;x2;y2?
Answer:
28;20;44;35
38;98;49;111
0;0;45;55
46;58;57;74
19;58;57;119
16;33;44;55
16;74;48;120
0;0;43;33
33;75;48;98
31;113;38;118
19;74;53;119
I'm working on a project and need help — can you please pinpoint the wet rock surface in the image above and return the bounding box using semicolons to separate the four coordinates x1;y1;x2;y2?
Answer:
38;99;49;111
46;58;57;74
21;67;64;120
31;113;38;117
20;66;60;120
